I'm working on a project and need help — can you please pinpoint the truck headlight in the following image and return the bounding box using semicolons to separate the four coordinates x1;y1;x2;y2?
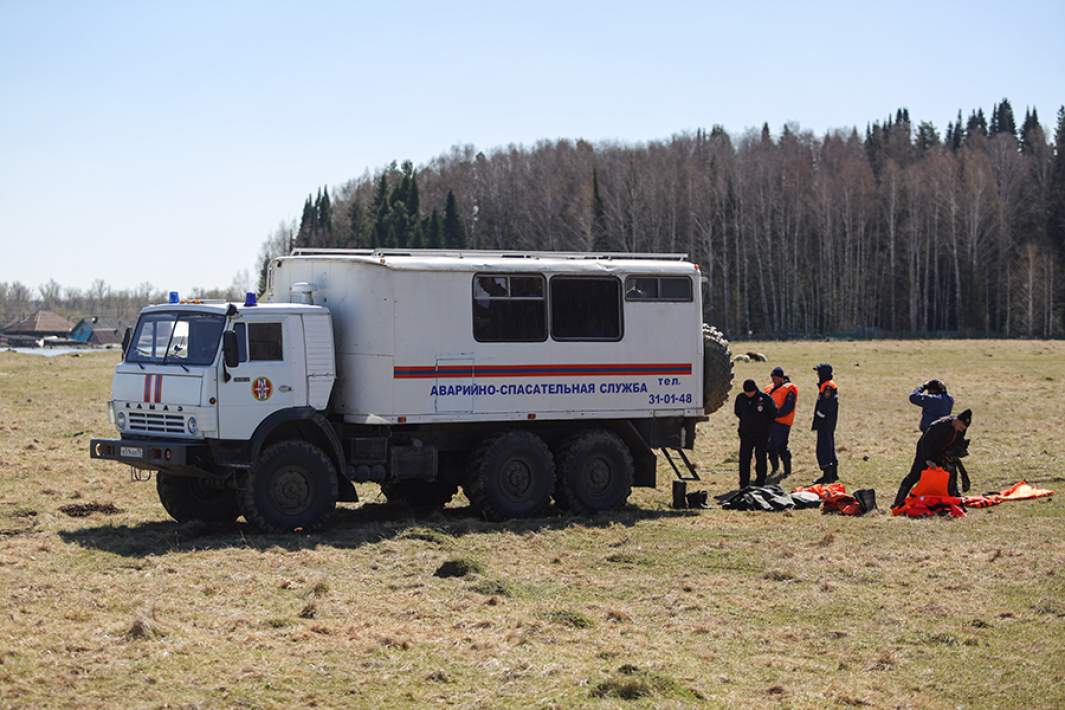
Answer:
116;411;127;430
187;416;198;434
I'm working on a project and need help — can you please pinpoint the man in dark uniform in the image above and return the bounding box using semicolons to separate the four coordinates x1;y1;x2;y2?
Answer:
733;378;777;488
811;363;839;484
909;379;954;432
892;409;972;508
765;367;798;479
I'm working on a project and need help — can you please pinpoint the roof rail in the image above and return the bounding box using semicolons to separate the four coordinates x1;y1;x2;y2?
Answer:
287;248;690;261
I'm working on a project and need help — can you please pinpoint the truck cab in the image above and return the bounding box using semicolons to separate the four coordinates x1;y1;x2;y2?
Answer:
91;296;342;530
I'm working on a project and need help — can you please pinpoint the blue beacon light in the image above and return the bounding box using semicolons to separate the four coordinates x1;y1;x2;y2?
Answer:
244;292;257;307
168;291;180;304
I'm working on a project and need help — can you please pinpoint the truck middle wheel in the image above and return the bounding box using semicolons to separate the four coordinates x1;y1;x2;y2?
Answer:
554;429;634;513
381;479;459;514
464;431;555;521
239;440;338;532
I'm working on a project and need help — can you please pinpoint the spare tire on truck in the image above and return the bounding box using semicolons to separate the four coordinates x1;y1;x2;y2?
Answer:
702;324;734;415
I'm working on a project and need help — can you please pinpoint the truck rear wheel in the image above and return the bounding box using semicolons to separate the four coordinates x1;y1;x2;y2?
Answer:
156;473;239;523
381;479;458;514
239;441;338;532
554;429;634;513
464;431;554;521
702;324;734;415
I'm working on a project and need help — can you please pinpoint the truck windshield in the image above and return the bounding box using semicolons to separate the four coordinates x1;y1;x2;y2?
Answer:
126;312;226;366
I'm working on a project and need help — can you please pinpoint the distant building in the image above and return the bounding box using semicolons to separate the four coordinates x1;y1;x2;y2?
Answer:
70;316;129;346
1;310;74;338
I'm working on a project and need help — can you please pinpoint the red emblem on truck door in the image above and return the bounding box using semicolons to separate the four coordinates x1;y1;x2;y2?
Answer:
252;376;272;401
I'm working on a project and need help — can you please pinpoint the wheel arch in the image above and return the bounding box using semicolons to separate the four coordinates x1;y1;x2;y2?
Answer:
249;408;351;499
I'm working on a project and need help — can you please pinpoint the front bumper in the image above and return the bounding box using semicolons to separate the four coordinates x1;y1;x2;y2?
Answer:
89;437;207;473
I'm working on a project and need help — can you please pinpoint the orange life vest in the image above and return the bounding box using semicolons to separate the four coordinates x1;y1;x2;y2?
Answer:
908;466;951;498
765;381;799;426
818;380;837;396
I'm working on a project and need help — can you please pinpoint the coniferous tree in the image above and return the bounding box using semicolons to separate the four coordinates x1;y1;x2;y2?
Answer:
915;121;940;153
296;195;314;248
425;208;443;249
371;173;389;216
386;206;405;249
992;98;1017;138
442;190;467;249
372;173;390;248
407;172;420;217
950;110;964;151
865;122;883;173
1049;106;1065;262
1020;107;1042;154
316;186;333;246
347;199;368;247
409;218;424;249
967;109;988;137
257;253;271;294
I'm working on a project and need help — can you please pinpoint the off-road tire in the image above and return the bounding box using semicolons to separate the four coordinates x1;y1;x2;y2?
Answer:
238;441;338;533
464;431;555;521
554;429;634;514
702;324;734;415
156;473;239;523
380;479;458;514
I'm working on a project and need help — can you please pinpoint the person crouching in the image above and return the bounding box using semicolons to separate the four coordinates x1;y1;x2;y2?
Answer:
892;409;972;508
734;378;778;488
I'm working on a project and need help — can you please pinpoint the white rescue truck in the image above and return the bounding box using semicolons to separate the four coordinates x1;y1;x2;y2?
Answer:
90;249;733;531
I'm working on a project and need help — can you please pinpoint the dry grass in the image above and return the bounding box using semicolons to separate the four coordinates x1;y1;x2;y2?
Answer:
0;341;1063;708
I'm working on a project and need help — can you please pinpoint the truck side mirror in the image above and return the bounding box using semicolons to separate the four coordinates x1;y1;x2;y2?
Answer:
121;327;131;357
223;330;239;368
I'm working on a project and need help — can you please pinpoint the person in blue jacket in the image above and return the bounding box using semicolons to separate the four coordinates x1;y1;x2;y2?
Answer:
909;379;954;432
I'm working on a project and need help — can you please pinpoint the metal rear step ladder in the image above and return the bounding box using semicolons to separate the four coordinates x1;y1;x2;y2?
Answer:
661;448;700;481
661;448;703;509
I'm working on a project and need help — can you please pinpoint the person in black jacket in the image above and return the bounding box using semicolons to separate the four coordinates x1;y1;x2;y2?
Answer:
734;379;777;488
811;363;839;484
909;379;954;432
892;409;972;507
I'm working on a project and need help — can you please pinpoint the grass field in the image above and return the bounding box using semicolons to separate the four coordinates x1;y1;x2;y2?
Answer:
0;341;1063;709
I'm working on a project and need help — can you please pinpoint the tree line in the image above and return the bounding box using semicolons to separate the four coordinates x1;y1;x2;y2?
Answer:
256;98;1058;338
0;273;251;327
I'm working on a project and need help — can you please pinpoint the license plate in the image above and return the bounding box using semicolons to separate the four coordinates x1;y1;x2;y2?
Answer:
120;446;143;458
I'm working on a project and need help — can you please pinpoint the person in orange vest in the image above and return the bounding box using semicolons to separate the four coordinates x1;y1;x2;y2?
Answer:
892;409;972;508
764;367;798;479
811;363;839;484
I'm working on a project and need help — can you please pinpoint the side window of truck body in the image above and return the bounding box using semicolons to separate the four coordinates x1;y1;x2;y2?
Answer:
624;275;693;302
549;276;623;341
472;273;548;342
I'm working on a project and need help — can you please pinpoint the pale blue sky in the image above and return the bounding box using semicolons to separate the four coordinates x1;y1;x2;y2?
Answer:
2;1;1062;293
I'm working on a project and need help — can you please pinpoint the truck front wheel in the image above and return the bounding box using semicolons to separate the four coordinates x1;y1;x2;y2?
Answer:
464;431;554;521
157;473;239;523
239;441;338;532
554;429;634;513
